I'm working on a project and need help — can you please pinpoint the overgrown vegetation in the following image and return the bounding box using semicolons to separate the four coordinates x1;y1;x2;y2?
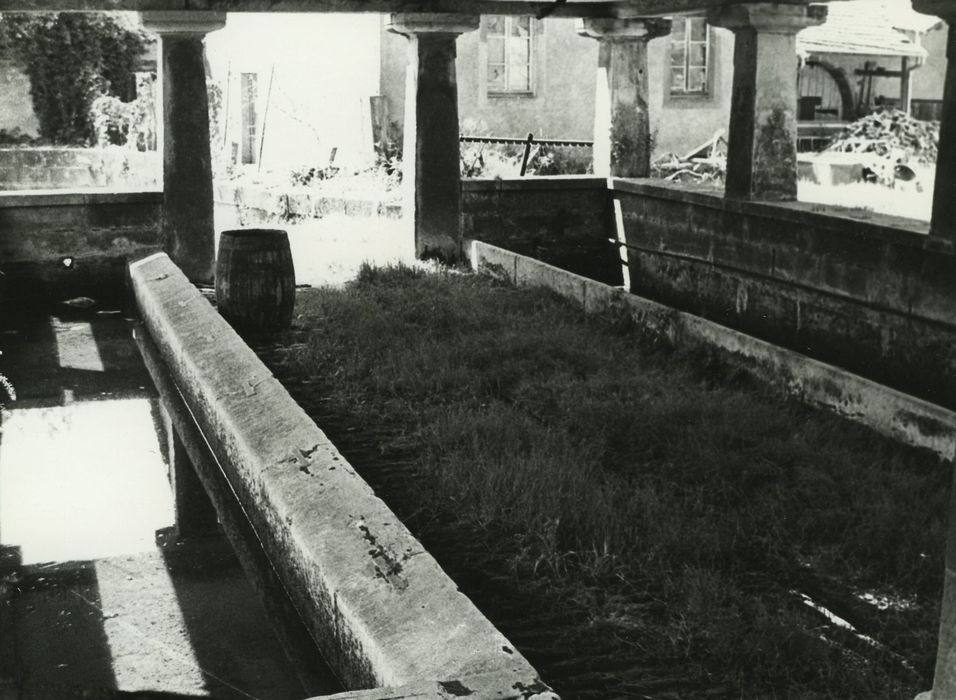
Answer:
90;72;157;150
0;12;149;144
0;128;39;147
263;266;949;698
460;140;592;178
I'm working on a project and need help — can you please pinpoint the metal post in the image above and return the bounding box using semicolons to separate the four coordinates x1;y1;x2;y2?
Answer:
519;132;534;176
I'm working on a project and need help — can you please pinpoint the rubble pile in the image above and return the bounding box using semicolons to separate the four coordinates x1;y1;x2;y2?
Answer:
650;153;726;183
650;129;727;184
825;109;939;164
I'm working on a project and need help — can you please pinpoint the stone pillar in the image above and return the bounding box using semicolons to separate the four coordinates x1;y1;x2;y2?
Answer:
915;6;956;683
914;11;956;688
140;12;226;283
914;1;955;242
157;402;218;540
709;4;826;201
387;14;479;262
578;18;671;178
171;430;220;539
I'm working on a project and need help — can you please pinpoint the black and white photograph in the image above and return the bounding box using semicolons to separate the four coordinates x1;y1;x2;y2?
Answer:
0;0;953;698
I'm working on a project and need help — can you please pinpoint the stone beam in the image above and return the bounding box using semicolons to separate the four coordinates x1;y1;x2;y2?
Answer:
578;17;671;178
389;13;479;262
141;11;225;284
710;3;826;201
0;0;835;18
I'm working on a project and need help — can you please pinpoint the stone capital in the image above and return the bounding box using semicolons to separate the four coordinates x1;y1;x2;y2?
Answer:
387;13;480;38
140;11;226;37
577;17;672;41
708;3;826;34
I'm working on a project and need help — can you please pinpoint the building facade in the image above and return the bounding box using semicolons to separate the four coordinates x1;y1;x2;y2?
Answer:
0;2;945;172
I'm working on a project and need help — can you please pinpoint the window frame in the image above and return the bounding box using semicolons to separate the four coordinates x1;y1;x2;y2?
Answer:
668;17;711;98
485;15;535;97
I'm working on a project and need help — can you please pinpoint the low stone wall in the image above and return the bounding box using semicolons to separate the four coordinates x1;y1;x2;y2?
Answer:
611;179;956;410
0;190;163;307
130;253;557;699
468;240;956;462
0;148;159;191
462;177;621;286
214;182;402;225
214;178;621;287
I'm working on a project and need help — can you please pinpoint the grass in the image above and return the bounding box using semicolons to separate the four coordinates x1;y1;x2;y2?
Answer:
264;265;950;698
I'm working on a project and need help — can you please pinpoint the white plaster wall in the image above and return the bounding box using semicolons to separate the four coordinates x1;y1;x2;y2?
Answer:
381;18;735;161
911;21;948;101
649;26;735;158
205;13;382;172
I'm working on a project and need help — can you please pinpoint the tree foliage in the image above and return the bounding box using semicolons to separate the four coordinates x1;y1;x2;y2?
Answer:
0;12;149;144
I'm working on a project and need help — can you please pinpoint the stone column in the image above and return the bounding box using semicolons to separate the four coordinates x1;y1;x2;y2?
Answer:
578;18;671;178
915;5;956;684
387;14;479;262
914;11;956;689
140;12;226;283
914;1;955;243
156;402;218;540
709;4;826;201
171;428;220;539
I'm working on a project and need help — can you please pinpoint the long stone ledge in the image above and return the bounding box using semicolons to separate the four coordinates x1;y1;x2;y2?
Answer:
0;0;616;15
462;176;608;193
0;189;162;208
128;252;556;695
0;0;789;14
309;670;559;699
467;239;956;462
609;178;937;246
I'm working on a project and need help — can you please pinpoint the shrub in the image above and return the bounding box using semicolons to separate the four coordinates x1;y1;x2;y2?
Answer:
0;12;149;145
90;72;157;151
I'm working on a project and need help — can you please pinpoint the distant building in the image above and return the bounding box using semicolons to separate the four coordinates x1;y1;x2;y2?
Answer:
204;13;382;172
382;0;947;157
0;2;944;168
795;0;946;149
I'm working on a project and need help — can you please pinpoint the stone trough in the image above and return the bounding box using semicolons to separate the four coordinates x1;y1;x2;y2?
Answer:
129;252;558;700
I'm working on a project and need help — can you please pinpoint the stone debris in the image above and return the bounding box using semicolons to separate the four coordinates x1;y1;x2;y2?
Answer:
825;109;939;167
651;129;727;183
651;152;726;183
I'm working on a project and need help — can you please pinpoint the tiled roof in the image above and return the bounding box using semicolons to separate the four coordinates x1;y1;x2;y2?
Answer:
798;0;941;58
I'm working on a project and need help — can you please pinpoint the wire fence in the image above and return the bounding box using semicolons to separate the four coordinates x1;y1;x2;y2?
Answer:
460;132;593;176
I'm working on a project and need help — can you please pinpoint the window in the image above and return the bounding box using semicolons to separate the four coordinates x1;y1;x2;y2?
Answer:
240;73;258;164
487;16;533;95
669;17;709;96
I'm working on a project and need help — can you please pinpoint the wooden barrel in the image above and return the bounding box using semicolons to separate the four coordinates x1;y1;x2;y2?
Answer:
215;228;295;335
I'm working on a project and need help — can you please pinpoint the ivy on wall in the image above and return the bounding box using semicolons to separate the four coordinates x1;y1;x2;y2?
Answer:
0;12;149;145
